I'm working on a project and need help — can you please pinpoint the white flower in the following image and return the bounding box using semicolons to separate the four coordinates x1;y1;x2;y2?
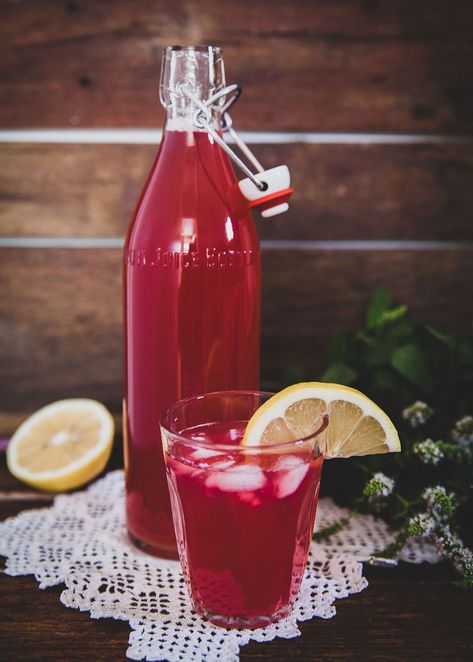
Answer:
364;472;395;498
413;439;444;465
402;401;433;428
423;485;447;504
373;472;394;496
434;523;461;550
454;547;473;574
433;526;473;576
422;485;455;520
408;513;435;537
451;415;473;447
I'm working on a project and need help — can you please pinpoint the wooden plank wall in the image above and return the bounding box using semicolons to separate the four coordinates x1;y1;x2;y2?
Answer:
1;0;472;423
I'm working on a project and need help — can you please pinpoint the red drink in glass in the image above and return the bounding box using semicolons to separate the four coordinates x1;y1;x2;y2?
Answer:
124;47;260;558
161;392;325;629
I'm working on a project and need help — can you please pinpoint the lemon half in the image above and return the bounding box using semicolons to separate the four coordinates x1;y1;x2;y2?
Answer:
7;399;114;492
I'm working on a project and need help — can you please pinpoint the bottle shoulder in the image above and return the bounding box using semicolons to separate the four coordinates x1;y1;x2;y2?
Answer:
125;131;259;251
126;205;258;251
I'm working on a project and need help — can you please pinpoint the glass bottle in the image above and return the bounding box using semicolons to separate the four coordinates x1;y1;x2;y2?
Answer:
123;45;261;558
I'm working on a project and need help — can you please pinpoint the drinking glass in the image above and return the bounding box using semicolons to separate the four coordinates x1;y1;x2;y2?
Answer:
160;390;326;629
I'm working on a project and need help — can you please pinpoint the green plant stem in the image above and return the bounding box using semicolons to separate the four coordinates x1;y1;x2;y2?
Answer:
313;515;353;542
376;528;411;559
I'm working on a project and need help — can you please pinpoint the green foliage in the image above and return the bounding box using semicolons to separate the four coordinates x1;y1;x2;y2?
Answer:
391;344;432;391
318;286;473;422
304;286;473;586
320;361;357;385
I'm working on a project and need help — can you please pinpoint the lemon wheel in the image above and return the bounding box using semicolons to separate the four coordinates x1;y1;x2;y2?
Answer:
242;382;400;458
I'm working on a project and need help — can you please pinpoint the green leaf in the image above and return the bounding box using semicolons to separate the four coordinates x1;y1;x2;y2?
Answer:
366;342;392;367
365;319;413;367
328;334;347;362
375;305;408;328
370;368;403;394
384;319;414;342
283;363;305;386
425;324;453;345
458;339;473;367
355;330;377;346
320;361;357;385
391;344;432;391
367;286;392;329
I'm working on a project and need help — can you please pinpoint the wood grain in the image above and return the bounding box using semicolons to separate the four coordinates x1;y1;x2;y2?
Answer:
1;0;472;131
0;248;123;412
1;142;473;240
1;246;471;412
0;411;123;437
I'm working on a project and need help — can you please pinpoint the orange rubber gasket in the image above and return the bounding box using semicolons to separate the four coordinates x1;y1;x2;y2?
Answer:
247;187;295;208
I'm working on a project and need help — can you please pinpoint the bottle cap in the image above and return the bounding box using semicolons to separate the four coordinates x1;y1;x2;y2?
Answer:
238;166;294;218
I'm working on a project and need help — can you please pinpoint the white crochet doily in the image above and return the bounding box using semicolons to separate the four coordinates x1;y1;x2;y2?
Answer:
0;471;439;661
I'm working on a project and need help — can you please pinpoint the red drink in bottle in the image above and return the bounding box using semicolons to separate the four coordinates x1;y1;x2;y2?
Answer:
124;46;260;558
161;391;325;628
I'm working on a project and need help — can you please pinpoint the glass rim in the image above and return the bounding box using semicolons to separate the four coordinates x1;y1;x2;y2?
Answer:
159;389;325;455
164;44;223;54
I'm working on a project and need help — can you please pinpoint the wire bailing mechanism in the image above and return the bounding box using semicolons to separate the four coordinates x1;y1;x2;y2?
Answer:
179;83;267;191
178;82;294;219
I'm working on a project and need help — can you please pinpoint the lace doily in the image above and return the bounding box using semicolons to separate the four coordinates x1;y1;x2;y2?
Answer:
0;471;439;661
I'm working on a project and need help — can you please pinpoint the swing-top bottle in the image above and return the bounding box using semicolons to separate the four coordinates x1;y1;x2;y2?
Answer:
123;45;261;557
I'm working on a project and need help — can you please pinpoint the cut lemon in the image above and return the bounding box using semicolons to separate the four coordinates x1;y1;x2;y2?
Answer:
7;399;114;492
242;382;400;458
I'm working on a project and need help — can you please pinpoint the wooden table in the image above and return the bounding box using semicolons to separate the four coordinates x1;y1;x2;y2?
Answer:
1;454;472;661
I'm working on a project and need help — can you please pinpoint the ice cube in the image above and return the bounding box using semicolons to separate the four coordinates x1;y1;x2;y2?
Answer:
190;448;223;460
170;458;200;478
189;448;233;468
273;457;309;498
206;464;266;492
274;454;306;471
208;460;236;471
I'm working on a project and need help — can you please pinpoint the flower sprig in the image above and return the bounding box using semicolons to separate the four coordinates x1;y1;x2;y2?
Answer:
412;439;444;465
363;473;395;511
359;406;473;588
402;401;433;428
306;287;473;588
451;416;473;447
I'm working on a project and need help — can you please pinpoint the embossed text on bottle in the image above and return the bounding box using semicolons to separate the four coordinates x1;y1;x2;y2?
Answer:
125;247;255;269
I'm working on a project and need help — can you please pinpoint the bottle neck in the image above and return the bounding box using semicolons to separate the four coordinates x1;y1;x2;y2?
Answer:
163;109;222;133
160;45;225;134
